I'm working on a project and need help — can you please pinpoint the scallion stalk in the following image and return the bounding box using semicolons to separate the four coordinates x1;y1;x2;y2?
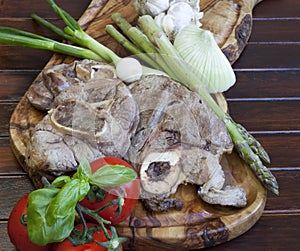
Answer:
31;13;81;45
45;0;120;64
0;28;102;61
105;24;161;69
110;13;177;77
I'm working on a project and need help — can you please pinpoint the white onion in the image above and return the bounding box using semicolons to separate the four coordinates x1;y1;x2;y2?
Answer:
174;25;236;93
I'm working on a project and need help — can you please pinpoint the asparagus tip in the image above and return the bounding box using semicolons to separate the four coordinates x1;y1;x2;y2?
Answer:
264;173;279;196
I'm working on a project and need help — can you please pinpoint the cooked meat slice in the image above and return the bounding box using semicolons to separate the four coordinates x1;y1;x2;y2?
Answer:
25;61;139;183
183;149;247;207
26;78;54;111
25;115;104;181
48;79;139;157
198;185;247;207
128;75;233;155
126;75;246;210
135;147;246;208
52;85;88;107
26;59;116;111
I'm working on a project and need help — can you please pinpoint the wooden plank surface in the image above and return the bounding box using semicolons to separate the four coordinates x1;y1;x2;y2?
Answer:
253;0;300;18
0;0;300;250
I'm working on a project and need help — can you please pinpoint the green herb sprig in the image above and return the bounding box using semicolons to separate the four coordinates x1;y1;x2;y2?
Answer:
27;158;136;246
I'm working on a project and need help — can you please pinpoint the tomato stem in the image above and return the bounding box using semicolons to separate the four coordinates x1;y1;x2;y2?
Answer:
68;224;97;246
41;176;53;188
75;203;127;249
85;186;125;220
76;203;111;240
75;204;89;239
20;214;27;226
86;185;106;201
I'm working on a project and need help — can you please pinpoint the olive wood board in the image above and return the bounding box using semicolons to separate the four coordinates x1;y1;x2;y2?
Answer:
9;0;266;250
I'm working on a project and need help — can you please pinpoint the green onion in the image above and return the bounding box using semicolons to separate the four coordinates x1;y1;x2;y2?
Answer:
46;0;120;64
0;27;102;61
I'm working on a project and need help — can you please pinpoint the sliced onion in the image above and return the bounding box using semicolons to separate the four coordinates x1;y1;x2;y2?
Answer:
174;25;236;93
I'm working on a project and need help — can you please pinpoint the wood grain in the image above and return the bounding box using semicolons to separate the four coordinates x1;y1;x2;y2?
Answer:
0;104;16;137
0;139;23;174
0;0;91;18
227;71;300;99
264;170;300;211
250;19;300;42
0;72;38;101
254;134;300;168
207;214;300;250
6;0;269;250
201;0;263;63
228;100;300;131
234;44;300;69
253;0;300;18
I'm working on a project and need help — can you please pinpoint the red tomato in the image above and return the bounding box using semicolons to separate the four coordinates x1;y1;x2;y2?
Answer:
7;194;52;251
80;156;140;225
52;223;122;251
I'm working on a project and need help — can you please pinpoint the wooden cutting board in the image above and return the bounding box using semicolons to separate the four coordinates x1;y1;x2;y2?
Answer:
9;0;266;250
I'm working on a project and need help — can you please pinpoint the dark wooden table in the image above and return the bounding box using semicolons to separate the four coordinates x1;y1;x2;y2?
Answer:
1;0;300;250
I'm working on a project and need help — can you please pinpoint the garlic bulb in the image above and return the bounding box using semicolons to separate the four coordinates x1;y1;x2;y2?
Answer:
134;0;170;17
157;1;203;41
134;0;203;41
174;25;236;93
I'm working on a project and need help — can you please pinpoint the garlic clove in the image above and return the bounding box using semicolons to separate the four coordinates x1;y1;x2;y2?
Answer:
167;2;194;17
154;12;165;28
134;0;170;17
174;25;236;93
136;1;203;41
170;0;201;12
167;3;196;32
161;15;177;38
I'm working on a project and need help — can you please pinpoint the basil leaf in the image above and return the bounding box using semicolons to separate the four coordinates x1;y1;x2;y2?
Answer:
27;179;90;246
73;158;92;180
27;187;62;245
51;175;71;187
91;164;137;187
46;178;90;226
